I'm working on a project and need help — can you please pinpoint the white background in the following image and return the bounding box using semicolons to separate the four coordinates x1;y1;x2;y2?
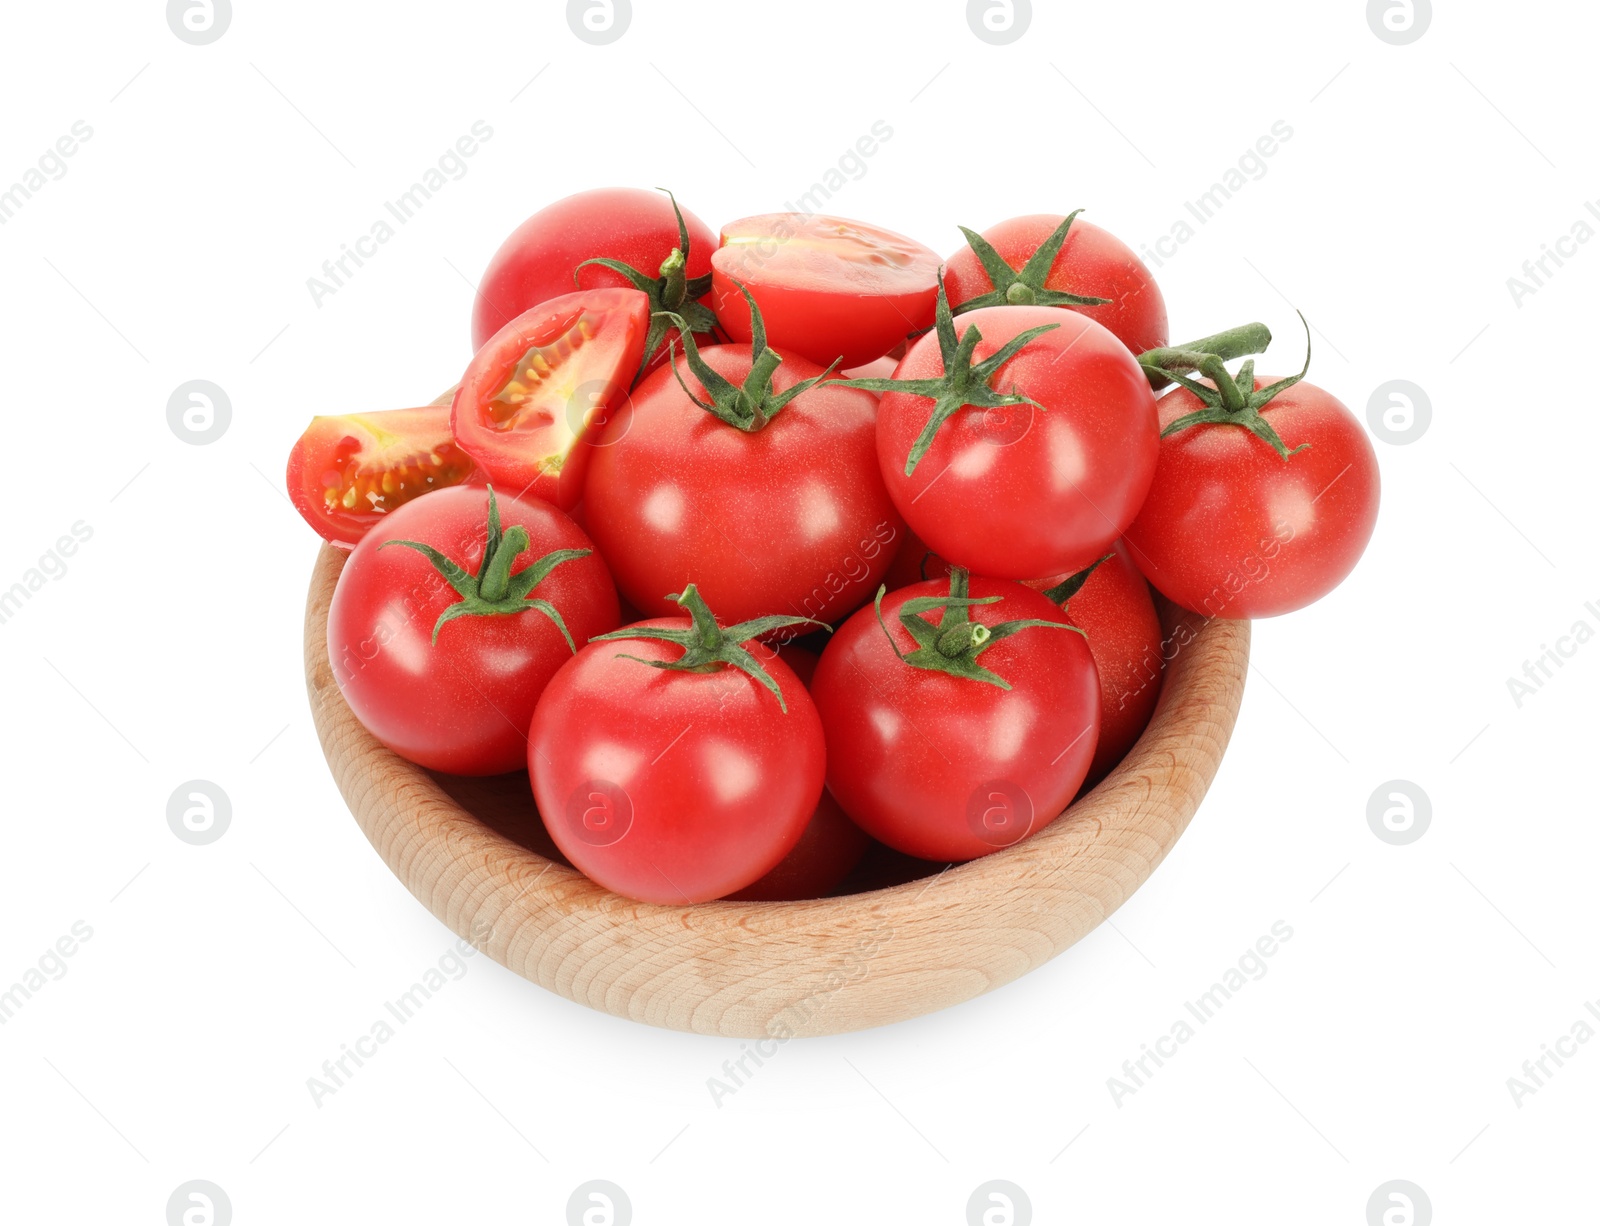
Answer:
1;1;1594;1222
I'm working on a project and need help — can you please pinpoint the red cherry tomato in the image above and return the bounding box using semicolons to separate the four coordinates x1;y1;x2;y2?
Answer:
729;645;869;900
943;213;1168;356
1023;545;1164;786
472;187;716;354
711;214;941;368
584;344;902;628
286;407;477;548
875;306;1158;580
1125;377;1380;618
811;574;1101;862
451;288;649;511
328;487;619;775
529;614;825;904
728;792;869;902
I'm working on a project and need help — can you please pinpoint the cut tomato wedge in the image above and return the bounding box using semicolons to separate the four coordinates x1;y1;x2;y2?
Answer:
711;214;941;368
451;287;649;509
287;406;476;548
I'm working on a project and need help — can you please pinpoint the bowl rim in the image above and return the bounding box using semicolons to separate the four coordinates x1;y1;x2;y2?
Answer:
304;542;1248;1038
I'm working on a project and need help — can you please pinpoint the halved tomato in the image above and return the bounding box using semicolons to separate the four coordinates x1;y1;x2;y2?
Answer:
451;288;649;509
286;406;476;548
711;214;941;368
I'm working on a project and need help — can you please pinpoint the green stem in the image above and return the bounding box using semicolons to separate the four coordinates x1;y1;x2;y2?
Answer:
479;525;526;601
658;249;687;310
1140;322;1271;390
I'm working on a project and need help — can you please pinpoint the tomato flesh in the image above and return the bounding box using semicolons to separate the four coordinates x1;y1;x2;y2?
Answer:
452;288;649;509
287;407;476;548
712;214;941;368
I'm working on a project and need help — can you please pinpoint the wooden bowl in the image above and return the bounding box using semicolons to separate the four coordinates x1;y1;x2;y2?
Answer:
304;543;1248;1037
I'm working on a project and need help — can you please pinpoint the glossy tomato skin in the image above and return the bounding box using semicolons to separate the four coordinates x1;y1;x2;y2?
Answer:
811;578;1101;863
287;407;478;548
529;622;825;903
327;487;619;776
727;792;869;901
584;345;903;627
711;214;941;368
943;215;1169;356
452;288;649;510
729;645;870;900
1124;379;1380;618
877;306;1158;580
1023;543;1164;786
472;187;716;352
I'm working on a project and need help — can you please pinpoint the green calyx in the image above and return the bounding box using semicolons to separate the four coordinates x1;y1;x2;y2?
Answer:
875;566;1080;689
1155;314;1314;460
589;583;827;713
834;272;1060;474
1040;553;1114;607
573;187;719;383
380;485;590;646
655;281;840;432
951;209;1113;313
1137;321;1273;391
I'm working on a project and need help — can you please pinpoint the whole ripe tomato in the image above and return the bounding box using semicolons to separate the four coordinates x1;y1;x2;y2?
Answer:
810;569;1101;862
711;213;942;368
1124;357;1379;618
287;407;478;548
529;589;826;903
584;293;902;628
1024;545;1164;786
472;187;717;372
728;645;870;901
852;286;1158;580
943;211;1168;356
327;486;619;775
452;288;649;510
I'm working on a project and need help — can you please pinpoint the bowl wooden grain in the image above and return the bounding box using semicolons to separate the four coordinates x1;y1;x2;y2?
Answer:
304;543;1248;1037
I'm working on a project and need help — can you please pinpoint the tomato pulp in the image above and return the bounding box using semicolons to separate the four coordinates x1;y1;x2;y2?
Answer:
712;213;941;368
452;288;649;510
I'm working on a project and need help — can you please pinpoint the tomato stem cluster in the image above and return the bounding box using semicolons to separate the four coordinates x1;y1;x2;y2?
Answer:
836;275;1059;475
875;566;1080;689
951;209;1113;313
657;283;841;432
380;485;591;645
1155;314;1315;460
574;188;718;382
591;584;828;712
1138;321;1272;391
